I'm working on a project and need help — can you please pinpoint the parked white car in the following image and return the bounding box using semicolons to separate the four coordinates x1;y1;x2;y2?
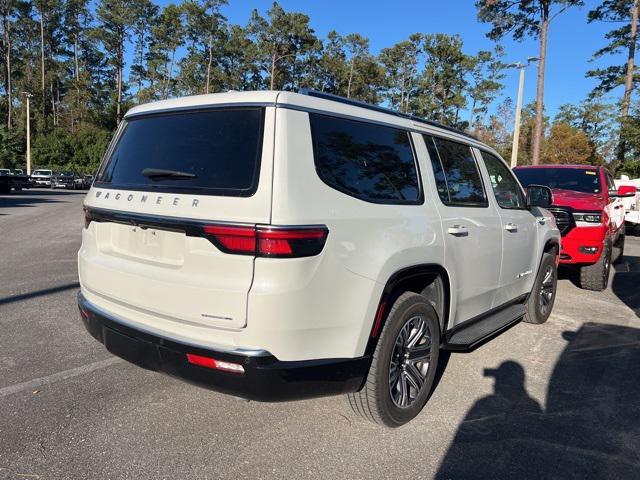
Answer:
78;90;560;427
615;175;640;233
31;169;54;187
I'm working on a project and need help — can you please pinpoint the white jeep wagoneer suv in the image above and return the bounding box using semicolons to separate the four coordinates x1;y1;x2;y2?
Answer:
78;90;560;427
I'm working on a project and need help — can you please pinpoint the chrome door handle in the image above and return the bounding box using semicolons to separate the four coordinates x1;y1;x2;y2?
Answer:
505;223;518;232
447;225;468;237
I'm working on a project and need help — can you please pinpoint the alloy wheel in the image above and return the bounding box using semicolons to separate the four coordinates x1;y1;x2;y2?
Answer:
389;316;432;408
538;265;555;316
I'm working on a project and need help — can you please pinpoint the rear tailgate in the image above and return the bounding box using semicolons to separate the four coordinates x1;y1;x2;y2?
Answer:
79;106;275;330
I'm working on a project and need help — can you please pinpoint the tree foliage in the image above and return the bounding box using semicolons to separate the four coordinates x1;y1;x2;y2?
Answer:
587;0;639;95
0;0;632;175
542;122;597;164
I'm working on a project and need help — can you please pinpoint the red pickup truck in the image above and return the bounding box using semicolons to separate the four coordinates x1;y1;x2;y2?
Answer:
514;165;636;291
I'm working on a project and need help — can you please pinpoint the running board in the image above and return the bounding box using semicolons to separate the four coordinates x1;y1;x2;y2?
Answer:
443;303;527;352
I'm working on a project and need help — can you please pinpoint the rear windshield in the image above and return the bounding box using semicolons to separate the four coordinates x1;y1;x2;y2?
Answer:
514;167;601;194
95;108;264;197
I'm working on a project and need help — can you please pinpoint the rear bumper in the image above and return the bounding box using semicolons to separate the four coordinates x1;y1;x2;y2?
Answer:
77;292;369;402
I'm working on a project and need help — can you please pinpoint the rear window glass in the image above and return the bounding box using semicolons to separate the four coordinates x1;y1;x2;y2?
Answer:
309;114;421;204
95;108;264;197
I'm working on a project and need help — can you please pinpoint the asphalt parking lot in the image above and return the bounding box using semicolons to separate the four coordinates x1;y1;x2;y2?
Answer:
1;189;639;480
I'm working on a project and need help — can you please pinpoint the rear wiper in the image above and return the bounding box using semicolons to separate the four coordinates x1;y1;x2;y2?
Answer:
141;168;197;179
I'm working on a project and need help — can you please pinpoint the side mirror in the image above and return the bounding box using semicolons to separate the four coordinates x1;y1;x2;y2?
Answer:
617;185;637;197
527;184;553;209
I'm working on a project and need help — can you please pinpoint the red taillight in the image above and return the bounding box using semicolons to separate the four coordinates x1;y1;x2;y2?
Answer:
203;225;328;258
258;227;327;256
186;353;245;374
202;225;256;254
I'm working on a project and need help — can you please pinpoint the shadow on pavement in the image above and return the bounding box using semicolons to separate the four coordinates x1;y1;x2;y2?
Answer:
557;265;580;289
612;253;640;318
0;189;85;210
0;282;80;306
435;321;640;479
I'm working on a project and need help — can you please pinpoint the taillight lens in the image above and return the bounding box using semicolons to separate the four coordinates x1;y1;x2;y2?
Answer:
203;225;256;254
203;225;328;258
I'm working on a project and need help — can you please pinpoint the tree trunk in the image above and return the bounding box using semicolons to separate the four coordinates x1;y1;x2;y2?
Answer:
270;52;277;90
399;62;406;112
73;32;80;127
50;80;56;126
405;60;418;112
3;6;12;130
206;32;213;94
347;58;354;98
164;48;175;100
38;7;46;118
116;40;122;125
531;4;549;165
468;97;478;127
73;31;80;85
617;0;639;166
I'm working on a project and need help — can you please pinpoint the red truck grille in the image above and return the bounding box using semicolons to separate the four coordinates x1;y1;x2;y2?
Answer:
547;207;574;236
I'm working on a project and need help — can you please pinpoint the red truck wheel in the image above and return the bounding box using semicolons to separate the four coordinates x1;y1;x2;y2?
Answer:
579;239;611;291
612;231;625;265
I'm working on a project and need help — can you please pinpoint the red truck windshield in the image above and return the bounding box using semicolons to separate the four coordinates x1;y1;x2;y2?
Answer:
514;167;601;194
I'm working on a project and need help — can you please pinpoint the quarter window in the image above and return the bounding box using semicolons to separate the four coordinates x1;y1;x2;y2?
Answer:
481;151;526;209
310;114;421;204
424;135;487;207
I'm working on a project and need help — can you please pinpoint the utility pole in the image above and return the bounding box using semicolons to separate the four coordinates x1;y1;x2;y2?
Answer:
507;57;539;168
22;92;33;175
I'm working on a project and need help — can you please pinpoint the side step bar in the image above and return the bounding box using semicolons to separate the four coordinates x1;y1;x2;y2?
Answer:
443;303;527;352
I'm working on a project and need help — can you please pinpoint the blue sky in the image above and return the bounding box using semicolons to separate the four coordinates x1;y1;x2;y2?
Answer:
157;0;625;118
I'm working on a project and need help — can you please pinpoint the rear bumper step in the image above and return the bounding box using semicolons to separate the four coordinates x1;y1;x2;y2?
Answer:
77;292;369;401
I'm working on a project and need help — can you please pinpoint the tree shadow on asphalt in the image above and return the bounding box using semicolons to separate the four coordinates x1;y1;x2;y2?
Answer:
435;321;640;480
0;282;80;306
612;252;640;318
0;189;85;210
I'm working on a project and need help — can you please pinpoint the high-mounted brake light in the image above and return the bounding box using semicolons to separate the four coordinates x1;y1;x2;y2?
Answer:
203;225;328;258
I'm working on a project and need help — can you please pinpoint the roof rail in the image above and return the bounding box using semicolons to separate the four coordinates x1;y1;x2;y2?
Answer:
297;89;476;140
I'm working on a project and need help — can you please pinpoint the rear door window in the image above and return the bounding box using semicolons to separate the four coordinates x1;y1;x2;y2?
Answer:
424;135;487;207
309;114;422;204
95;108;264;197
481;151;526;209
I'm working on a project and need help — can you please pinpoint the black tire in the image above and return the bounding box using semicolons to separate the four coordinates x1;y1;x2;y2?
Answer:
612;230;625;264
579;239;612;291
347;292;440;428
523;252;557;324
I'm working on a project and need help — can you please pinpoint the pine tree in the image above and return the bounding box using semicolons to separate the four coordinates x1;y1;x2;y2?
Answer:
477;0;583;164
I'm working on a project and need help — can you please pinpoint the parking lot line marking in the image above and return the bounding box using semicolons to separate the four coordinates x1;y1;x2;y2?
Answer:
0;357;123;398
